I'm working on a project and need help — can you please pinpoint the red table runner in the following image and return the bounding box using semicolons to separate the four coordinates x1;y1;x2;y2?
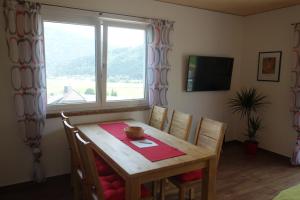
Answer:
99;122;185;162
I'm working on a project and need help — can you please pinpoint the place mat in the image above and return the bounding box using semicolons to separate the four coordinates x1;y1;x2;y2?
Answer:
99;122;185;162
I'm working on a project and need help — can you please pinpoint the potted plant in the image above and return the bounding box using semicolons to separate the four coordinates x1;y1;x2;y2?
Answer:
229;88;268;155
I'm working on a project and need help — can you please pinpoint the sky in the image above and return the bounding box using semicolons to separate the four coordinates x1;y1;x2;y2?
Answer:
44;21;145;48
108;26;145;48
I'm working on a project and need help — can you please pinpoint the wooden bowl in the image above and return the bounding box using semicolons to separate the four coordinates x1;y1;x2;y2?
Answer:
124;126;145;140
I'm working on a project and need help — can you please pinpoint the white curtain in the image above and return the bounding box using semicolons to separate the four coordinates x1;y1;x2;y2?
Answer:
3;0;46;182
291;24;300;165
147;19;174;106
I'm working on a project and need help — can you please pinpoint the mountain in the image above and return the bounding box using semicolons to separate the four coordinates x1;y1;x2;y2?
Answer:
46;46;145;81
44;22;146;81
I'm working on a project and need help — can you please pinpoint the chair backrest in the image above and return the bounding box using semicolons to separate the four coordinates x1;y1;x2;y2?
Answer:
62;118;83;174
194;118;227;165
148;106;168;130
75;132;104;199
168;110;192;141
61;111;70;140
60;111;70;122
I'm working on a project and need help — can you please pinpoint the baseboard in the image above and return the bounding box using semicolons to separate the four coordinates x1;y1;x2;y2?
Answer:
225;139;291;160
224;139;241;145
0;174;70;191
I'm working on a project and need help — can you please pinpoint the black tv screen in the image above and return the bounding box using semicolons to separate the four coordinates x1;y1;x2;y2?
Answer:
186;55;234;92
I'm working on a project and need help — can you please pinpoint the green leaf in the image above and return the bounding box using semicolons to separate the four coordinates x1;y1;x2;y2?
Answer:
228;88;269;140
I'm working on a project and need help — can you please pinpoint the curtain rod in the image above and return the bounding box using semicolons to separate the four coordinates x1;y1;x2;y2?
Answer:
40;2;172;22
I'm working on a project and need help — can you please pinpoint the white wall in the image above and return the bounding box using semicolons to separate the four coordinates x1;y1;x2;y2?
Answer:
240;5;300;157
0;0;244;186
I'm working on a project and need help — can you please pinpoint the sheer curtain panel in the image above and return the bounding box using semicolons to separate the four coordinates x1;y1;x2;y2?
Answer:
291;24;300;166
3;0;46;182
147;19;173;106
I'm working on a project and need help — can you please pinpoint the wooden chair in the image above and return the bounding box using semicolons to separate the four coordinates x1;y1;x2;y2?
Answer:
168;110;192;141
167;117;227;200
156;111;192;198
61;114;85;200
148;106;168;130
75;132;153;200
61;113;123;199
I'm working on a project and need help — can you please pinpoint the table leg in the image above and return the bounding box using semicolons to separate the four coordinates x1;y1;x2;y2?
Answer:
201;157;217;200
126;178;140;200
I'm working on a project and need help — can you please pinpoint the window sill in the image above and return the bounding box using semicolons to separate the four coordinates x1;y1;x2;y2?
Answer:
46;105;151;119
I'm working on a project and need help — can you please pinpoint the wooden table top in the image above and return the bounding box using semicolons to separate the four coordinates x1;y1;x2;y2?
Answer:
77;120;215;178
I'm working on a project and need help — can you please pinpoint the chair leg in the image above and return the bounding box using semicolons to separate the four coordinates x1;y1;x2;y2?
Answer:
159;179;165;200
152;181;158;199
70;167;76;188
179;187;185;200
82;180;92;200
73;175;81;200
189;188;194;200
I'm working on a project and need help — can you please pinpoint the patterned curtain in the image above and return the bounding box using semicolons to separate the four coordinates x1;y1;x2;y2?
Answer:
3;0;46;181
291;24;300;165
147;19;174;106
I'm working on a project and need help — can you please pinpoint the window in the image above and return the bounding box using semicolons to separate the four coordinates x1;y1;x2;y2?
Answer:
43;12;148;112
105;25;146;102
44;22;97;106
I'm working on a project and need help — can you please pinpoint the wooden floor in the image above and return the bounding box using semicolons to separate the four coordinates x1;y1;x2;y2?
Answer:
216;142;300;200
1;142;300;200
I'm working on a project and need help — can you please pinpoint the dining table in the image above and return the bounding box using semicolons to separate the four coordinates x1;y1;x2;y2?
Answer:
76;119;217;200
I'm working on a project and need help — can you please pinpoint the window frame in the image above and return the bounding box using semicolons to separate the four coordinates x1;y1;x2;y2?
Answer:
42;7;149;113
100;20;148;108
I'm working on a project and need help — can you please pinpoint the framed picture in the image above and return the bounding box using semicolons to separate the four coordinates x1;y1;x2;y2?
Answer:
257;51;282;82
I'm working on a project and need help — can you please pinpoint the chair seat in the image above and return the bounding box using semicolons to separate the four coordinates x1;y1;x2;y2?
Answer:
175;169;203;183
95;158;114;176
99;175;151;200
94;152;114;176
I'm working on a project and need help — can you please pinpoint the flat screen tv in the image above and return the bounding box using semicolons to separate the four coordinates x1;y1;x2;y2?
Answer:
186;55;234;92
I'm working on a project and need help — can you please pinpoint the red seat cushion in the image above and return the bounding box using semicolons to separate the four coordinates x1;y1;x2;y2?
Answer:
99;175;125;200
98;175;151;200
93;152;114;176
141;184;151;198
175;169;203;183
95;159;114;176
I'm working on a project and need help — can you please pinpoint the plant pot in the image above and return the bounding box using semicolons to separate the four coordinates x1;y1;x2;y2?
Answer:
244;140;258;155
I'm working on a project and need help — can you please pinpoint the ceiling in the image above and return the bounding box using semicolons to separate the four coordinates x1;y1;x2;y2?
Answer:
155;0;300;16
